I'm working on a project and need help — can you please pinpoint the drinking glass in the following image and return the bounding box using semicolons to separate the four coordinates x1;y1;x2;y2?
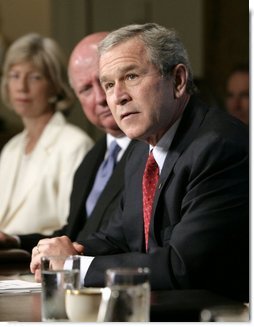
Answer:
97;267;150;322
40;255;80;322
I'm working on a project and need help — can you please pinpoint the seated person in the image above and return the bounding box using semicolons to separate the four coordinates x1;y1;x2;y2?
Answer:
31;23;248;302
0;33;93;235
0;32;134;253
224;63;249;125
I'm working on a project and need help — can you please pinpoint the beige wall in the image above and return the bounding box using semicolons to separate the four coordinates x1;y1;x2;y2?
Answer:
0;0;204;141
76;0;204;76
0;0;51;41
0;0;248;142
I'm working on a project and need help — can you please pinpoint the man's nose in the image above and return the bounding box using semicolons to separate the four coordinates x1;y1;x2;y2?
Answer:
113;82;131;106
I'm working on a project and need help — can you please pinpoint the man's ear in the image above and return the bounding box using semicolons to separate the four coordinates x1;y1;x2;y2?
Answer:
172;64;188;98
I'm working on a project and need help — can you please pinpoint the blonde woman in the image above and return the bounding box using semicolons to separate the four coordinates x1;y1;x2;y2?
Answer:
0;33;93;235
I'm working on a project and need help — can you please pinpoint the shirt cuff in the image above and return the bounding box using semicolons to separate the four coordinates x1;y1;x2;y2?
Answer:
80;256;94;286
64;255;94;287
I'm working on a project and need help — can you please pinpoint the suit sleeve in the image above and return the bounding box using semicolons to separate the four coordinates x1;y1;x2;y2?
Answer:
19;223;69;252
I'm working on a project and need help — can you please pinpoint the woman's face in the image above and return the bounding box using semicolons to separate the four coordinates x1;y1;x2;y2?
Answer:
7;61;54;119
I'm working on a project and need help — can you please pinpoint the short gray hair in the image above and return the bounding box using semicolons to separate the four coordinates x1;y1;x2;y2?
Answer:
99;23;196;94
1;33;74;111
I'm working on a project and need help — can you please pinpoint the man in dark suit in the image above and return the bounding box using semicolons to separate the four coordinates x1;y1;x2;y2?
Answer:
0;32;135;252
31;24;248;301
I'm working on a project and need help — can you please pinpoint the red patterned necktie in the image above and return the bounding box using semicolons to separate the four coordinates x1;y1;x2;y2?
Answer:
142;151;159;252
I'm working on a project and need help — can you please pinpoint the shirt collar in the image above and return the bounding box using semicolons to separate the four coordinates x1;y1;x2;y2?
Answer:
107;134;131;151
150;116;182;173
106;133;131;161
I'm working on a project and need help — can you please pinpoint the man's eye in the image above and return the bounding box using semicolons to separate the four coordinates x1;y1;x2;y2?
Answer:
79;85;91;94
126;74;137;80
104;82;114;91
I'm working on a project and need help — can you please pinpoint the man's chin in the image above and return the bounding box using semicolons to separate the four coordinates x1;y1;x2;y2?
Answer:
104;123;123;136
100;116;117;127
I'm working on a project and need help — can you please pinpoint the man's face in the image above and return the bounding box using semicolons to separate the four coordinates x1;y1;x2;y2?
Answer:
225;71;249;125
100;38;179;145
69;49;122;136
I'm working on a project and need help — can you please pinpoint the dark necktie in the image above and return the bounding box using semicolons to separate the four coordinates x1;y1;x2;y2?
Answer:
142;151;159;252
86;141;121;216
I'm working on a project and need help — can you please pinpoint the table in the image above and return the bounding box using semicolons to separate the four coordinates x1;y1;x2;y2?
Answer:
0;287;247;322
0;257;248;322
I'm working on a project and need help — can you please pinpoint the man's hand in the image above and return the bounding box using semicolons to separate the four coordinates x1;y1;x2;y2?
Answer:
73;241;85;254
30;235;85;282
0;231;19;249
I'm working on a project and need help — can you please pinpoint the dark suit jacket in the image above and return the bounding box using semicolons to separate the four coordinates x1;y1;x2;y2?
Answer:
19;137;136;252
80;96;249;302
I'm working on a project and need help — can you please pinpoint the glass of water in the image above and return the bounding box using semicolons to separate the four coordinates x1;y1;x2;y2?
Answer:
97;267;150;322
40;255;80;322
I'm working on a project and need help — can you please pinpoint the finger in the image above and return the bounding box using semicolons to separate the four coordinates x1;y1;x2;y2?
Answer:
32;242;52;258
36;245;40;255
30;253;41;273
32;245;41;257
37;238;51;246
34;268;42;283
73;242;85;254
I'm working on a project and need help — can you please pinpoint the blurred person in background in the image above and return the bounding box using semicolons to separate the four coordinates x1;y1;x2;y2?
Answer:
0;33;93;236
0;32;135;253
224;63;249;125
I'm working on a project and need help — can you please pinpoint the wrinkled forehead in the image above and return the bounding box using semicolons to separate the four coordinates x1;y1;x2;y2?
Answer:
99;37;147;58
99;38;149;73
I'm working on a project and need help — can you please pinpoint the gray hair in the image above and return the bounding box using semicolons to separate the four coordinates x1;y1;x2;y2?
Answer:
1;33;74;111
98;23;196;94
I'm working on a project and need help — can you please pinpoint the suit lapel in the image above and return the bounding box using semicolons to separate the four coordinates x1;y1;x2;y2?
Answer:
66;137;107;238
152;96;209;223
121;142;148;251
81;140;137;238
3;112;66;219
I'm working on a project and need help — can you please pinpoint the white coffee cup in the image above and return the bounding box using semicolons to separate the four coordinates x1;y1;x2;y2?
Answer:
65;287;103;322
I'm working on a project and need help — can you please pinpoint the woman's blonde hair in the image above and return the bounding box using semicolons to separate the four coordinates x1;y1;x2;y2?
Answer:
1;33;74;112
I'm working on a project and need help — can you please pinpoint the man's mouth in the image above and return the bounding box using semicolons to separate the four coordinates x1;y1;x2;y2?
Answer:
120;112;137;120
